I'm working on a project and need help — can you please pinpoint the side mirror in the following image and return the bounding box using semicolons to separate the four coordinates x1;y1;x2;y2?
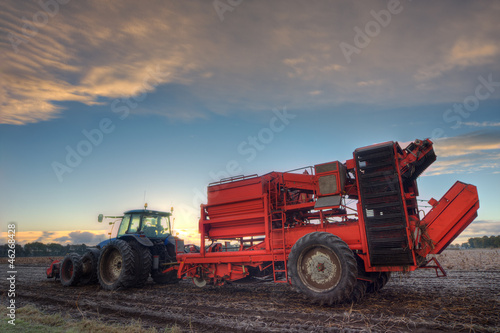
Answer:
98;214;103;223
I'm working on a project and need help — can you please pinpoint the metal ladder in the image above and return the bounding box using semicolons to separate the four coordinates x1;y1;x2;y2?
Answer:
271;211;288;283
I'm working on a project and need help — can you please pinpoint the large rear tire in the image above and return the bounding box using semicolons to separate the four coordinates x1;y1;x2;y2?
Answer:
128;241;152;288
288;232;357;305
98;239;136;290
80;249;100;285
60;253;83;287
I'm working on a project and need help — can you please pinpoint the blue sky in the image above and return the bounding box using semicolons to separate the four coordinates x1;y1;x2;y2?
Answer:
0;0;499;245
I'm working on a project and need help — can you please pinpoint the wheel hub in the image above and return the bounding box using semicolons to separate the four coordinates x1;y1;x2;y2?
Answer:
101;249;123;284
109;251;122;278
298;246;342;292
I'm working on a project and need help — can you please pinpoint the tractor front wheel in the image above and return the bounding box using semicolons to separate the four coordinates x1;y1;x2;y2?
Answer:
288;232;357;305
98;239;136;290
60;253;83;287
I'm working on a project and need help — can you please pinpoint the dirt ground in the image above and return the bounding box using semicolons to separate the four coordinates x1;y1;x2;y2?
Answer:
1;250;499;332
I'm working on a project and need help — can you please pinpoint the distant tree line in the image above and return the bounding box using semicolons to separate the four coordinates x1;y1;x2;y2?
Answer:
447;235;500;249
0;242;90;257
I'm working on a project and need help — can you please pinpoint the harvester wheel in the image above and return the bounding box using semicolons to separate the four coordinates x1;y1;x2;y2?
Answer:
80;249;100;285
98;239;136;290
152;268;179;285
366;272;391;293
128;241;152;288
345;280;367;304
381;272;391;288
60;253;83;287
193;276;207;287
288;232;357;305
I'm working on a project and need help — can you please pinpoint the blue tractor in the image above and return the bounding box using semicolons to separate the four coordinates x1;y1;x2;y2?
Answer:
57;207;182;290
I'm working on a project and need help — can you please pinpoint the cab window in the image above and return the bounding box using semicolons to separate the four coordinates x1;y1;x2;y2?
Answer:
157;216;171;235
128;214;142;233
141;215;170;237
117;215;130;237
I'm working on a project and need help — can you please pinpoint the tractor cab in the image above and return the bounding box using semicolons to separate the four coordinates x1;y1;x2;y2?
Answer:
97;208;174;249
116;209;172;239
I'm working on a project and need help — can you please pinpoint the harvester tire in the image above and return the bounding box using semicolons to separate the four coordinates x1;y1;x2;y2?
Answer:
60;253;83;287
128;241;152;288
345;280;367;304
98;239;136;291
366;272;391;293
152;269;179;285
288;232;357;305
80;249;100;285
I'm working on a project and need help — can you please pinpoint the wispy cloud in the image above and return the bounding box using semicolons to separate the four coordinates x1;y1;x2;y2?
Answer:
1;1;500;125
426;131;500;176
1;1;204;124
414;40;498;82
460;121;500;128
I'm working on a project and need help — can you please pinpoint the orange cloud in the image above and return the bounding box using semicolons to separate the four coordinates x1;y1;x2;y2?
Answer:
1;230;108;245
425;132;500;176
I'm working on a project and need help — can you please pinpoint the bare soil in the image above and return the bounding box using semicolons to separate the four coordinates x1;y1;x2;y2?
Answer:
1;251;499;332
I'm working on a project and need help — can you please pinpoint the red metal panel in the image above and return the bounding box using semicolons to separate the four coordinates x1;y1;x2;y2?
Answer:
207;176;263;205
281;172;316;190
202;175;269;239
418;181;479;255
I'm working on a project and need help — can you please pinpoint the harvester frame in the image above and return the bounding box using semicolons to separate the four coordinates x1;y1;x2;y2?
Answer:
175;139;479;304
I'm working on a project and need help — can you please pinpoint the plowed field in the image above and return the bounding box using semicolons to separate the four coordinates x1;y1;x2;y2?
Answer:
1;250;499;332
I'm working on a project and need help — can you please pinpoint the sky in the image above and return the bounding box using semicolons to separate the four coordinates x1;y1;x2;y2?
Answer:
0;0;499;246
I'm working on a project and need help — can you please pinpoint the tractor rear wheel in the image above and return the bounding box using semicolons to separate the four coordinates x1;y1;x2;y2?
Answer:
288;232;357;305
80;249;99;285
128;241;152;288
98;239;136;291
60;253;83;287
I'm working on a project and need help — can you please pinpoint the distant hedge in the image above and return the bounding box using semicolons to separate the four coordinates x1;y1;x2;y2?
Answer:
0;242;90;257
447;235;500;249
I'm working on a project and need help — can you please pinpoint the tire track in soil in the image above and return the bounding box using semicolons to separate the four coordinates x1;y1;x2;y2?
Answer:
15;284;365;332
3;265;500;332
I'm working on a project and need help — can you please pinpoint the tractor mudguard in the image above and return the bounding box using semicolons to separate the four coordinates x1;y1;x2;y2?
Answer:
165;235;175;246
119;234;154;247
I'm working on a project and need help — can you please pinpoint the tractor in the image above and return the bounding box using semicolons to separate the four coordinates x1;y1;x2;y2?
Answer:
54;207;181;289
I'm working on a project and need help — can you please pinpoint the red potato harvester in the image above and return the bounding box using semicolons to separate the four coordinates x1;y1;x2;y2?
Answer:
176;138;479;304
